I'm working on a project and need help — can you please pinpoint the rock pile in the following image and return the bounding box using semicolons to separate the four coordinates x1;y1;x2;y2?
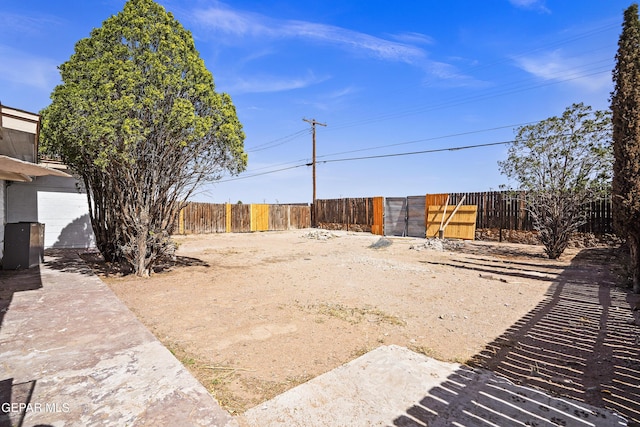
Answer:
409;239;465;252
369;238;393;249
301;230;340;240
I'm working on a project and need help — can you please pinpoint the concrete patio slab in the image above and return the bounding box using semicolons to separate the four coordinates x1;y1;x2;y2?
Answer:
0;251;236;427
242;345;627;426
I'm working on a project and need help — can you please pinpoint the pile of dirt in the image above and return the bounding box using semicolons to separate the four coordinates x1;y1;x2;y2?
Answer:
409;238;465;252
300;229;342;240
368;237;393;249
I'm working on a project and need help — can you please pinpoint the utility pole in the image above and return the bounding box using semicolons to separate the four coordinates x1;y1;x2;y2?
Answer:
303;118;326;226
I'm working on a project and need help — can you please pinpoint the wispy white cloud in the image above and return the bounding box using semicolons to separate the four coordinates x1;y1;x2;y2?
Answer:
222;70;330;94
422;61;489;88
0;45;59;90
0;12;63;37
326;86;359;100
508;0;550;14
513;49;612;91
189;4;426;64
390;32;435;46
300;85;360;111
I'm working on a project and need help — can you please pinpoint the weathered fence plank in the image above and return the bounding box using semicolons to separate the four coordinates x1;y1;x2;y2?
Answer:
269;205;289;231
315;198;374;231
179;202;226;234
289;205;311;229
230;204;251;232
177;203;309;234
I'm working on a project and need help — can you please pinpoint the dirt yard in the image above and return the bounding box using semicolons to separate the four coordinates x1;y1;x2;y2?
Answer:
93;230;599;415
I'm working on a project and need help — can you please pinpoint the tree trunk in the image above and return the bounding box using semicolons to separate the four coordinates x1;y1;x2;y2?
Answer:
630;234;640;293
136;228;149;277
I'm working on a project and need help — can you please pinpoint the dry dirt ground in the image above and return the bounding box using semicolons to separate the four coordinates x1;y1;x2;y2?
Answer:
86;230;632;418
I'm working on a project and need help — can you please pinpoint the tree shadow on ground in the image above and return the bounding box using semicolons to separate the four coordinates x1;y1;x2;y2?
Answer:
451;240;551;260
74;250;209;277
394;246;640;425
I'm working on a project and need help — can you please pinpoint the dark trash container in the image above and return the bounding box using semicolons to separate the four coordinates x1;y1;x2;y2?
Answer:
3;222;45;269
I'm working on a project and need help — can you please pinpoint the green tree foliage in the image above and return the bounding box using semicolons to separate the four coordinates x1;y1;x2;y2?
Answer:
40;0;247;276
498;103;612;259
611;3;640;293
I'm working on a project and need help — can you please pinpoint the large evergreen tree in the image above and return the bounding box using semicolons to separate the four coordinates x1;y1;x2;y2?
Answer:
612;3;640;293
40;0;247;276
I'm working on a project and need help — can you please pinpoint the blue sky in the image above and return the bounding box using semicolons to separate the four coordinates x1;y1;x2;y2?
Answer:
0;0;628;203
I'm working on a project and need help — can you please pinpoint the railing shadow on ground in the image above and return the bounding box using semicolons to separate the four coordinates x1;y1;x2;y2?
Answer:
0;378;50;427
394;247;640;426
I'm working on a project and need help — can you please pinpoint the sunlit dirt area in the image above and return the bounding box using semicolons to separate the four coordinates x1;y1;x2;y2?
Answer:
85;230;637;421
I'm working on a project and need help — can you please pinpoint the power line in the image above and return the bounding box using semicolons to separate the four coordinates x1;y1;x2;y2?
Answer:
315;140;514;165
218;139;514;183
216;163;307;183
222;116;612;183
245;128;310;152
316;121;538;160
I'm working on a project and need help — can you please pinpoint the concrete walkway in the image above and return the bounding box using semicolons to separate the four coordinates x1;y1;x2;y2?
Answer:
0;251;235;427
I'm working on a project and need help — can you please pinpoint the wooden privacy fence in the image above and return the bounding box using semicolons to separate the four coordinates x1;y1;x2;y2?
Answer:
177;191;612;237
177;202;310;234
314;191;613;239
313;197;382;232
314;195;477;239
445;191;612;234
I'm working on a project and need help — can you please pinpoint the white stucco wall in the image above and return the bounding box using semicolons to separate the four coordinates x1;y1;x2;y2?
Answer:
7;176;95;249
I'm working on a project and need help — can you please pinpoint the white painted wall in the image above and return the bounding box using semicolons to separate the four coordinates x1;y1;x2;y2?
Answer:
7;176;95;249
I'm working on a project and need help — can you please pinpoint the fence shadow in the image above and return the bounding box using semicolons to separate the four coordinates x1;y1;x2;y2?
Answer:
393;247;640;425
393;364;622;426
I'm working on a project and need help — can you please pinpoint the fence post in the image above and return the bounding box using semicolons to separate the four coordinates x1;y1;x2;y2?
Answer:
372;197;384;235
226;202;231;233
178;207;184;235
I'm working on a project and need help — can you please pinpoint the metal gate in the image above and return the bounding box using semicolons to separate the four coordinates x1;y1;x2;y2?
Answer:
384;196;426;237
384;197;407;236
407;196;426;237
